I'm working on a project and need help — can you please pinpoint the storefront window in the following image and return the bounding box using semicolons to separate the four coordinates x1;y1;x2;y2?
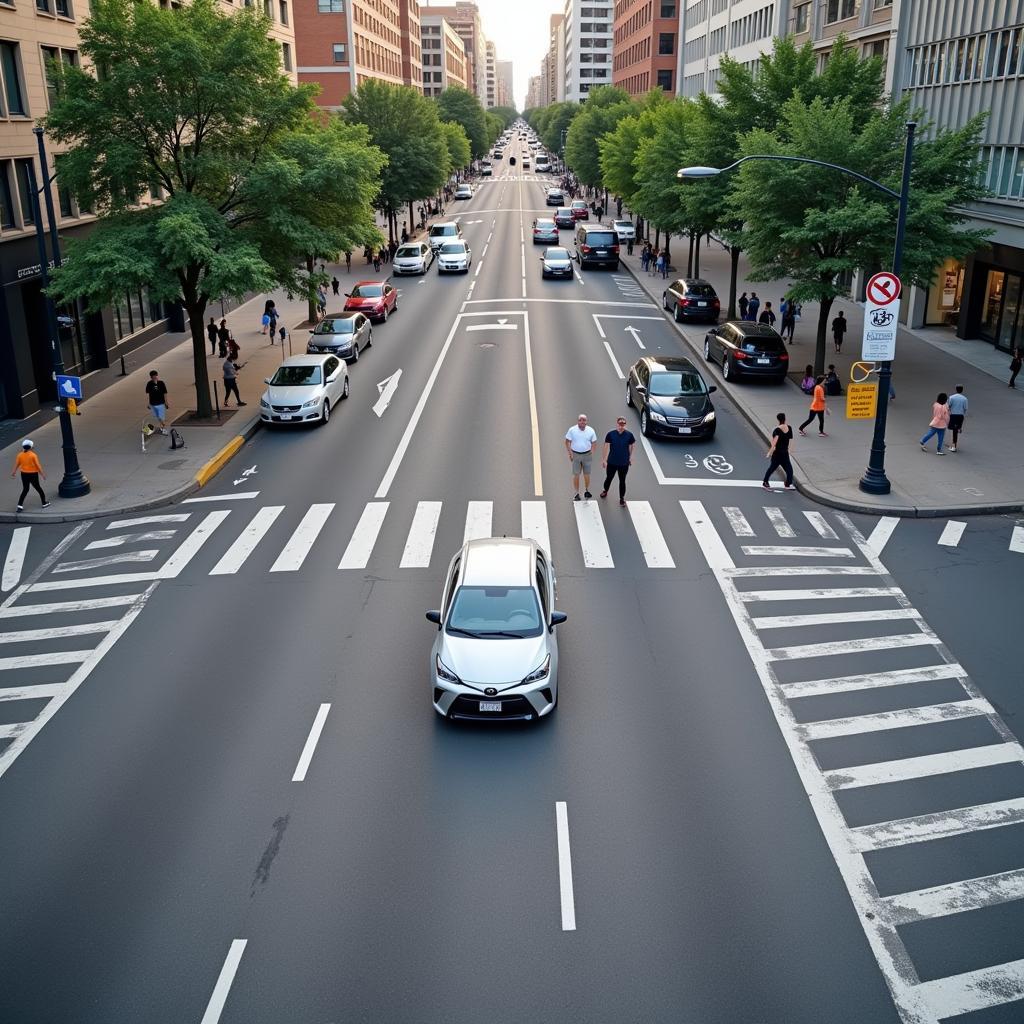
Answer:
925;259;964;326
998;274;1021;351
980;270;1004;339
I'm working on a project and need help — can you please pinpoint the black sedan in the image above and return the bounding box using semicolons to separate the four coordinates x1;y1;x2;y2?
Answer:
703;321;789;383
554;207;576;229
626;356;717;439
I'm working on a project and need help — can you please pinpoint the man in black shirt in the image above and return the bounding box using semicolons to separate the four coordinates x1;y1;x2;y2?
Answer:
207;317;218;356
763;412;795;490
600;417;636;506
145;370;169;435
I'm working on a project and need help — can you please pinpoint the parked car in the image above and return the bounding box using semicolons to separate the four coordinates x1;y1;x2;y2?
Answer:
570;199;589;220
428;221;462;253
612;219;635;241
306;312;371;363
532;218;559;244
554;207;576;229
437;239;472;273
454;183;473;199
626;356;717;439
546;188;565;207
260;354;349;426
392;242;433;276
343;281;398;322
540;246;575;279
574;224;619;270
703;321;789;383
663;278;720;323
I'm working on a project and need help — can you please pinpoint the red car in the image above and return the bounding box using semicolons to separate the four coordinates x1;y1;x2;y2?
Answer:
343;281;398;322
570;200;589;221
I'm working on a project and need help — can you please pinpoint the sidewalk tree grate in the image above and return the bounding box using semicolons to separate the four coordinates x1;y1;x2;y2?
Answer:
172;410;240;427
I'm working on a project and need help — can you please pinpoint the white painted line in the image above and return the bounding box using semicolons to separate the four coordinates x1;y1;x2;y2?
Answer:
0;681;69;702
801;697;993;741
463;501;493;543
523;314;543;497
626;501;675;568
573;501;613;568
0;650;92;672
520;246;526;278
803;512;839;540
270;503;334;572
200;939;248;1024
481;243;489;258
464;298;656;307
54;550;159;573
0;722;29;740
764;507;795;538
29;572;158;592
466;323;518;332
0;620;119;645
865;516;899;557
474;260;483;277
741;545;855;559
752;608;918;630
882;866;1024;927
338;502;389;570
592;315;606;339
737;586;900;602
1012;523;1024;553
918;961;1024;1020
679;501;736;569
107;514;190;529
852;797;1024;852
723;507;754;537
210;506;285;575
292;703;331;782
767;632;934;661
85;530;177;550
183;491;259;502
555;801;576;931
400;501;443;568
0;596;140;619
825;742;1023;790
938;520;966;547
521;501;551;558
2;527;30;592
602;342;624;379
160;510;231;578
728;564;879;577
0;523;90;611
781;663;967;699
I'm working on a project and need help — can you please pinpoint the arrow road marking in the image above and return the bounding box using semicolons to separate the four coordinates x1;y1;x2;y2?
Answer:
624;325;645;349
372;369;402;418
232;465;258;486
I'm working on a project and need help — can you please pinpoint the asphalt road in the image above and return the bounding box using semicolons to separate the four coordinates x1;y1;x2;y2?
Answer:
2;131;1024;1024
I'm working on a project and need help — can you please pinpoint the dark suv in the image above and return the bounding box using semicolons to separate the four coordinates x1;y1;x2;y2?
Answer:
663;278;720;323
703;321;789;383
574;224;619;269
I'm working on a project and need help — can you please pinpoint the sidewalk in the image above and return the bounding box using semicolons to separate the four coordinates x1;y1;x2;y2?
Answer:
619;236;1024;516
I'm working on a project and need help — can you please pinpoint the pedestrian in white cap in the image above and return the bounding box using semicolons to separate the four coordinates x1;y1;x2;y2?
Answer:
11;440;50;511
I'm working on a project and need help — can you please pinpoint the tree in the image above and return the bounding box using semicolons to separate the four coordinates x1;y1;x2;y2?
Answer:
599;92;666;227
436;86;489;159
44;0;384;417
564;85;634;190
539;102;580;157
490;106;518;130
440;120;471;175
485;111;504;149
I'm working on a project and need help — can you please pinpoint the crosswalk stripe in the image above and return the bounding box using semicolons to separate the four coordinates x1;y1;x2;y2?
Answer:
463;501;493;543
0;681;69;702
54;550;159;573
781;663;966;699
881;866;1024;926
737;586;900;602
521;501;551;557
0;620;119;644
160;510;231;579
824;742;1023;790
400;501;443;568
911;959;1024;1019
106;514;190;530
210;506;285;575
865;516;899;557
802;512;838;540
626;501;674;568
851;797;1024;852
728;564;878;577
764;507;795;538
573;501;613;568
0;650;92;671
1012;523;1024;553
938;520;966;547
85;530;178;550
270;504;334;573
723;507;754;536
751;608;917;630
0;595;140;618
766;633;934;661
741;545;856;559
2;527;30;592
801;697;992;741
338;503;390;569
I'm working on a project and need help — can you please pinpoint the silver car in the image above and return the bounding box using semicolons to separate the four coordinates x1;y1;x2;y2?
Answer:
426;538;565;721
306;312;371;363
540;246;575;279
437;240;472;273
428;221;462;253
613;219;635;241
259;354;349;426
392;242;433;276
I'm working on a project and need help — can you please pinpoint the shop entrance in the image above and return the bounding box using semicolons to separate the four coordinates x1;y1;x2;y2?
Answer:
980;268;1023;352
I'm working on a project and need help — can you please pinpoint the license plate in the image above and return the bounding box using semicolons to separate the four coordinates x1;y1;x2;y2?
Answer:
678;426;691;434
757;358;770;365
595;251;607;255
279;414;294;420
697;301;707;306
479;701;501;712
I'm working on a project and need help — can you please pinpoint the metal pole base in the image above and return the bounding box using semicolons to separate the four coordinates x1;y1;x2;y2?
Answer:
858;467;891;495
58;469;91;498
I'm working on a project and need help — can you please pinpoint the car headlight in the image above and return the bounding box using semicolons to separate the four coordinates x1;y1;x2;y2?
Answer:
435;654;461;685
260;396;270;408
521;655;551;685
650;410;668;424
702;411;716;423
301;397;321;409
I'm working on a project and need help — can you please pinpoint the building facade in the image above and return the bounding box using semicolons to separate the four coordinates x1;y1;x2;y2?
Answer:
545;13;566;105
398;0;423;92
525;73;543;109
613;0;681;96
564;0;613;102
495;59;514;107
423;3;487;103
484;38;496;106
420;13;467;96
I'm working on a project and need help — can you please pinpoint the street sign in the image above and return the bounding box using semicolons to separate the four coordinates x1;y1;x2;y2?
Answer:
862;299;900;361
56;375;82;400
865;271;901;306
846;382;879;419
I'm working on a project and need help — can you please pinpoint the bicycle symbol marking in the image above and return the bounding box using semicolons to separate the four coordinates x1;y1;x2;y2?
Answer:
703;454;734;476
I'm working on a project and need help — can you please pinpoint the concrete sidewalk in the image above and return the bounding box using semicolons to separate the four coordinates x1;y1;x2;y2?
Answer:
618;235;1024;516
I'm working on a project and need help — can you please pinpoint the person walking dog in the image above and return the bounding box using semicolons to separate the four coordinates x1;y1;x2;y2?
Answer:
11;440;49;511
920;392;950;454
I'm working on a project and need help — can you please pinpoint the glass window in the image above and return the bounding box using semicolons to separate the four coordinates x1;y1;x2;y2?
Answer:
270;365;322;386
56;157;74;216
658;33;674;55
997;274;1021;351
794;3;809;33
446;586;543;638
55;0;70;13
42;46;60;109
873;0;891;7
995;30;1010;77
0;161;15;229
278;0;287;24
1;41;27;115
128;288;146;331
332;43;345;62
1011;149;1024;201
980;270;1004;340
317;0;342;9
14;159;35;224
657;68;673;91
36;0;51;11
984;32;997;77
660;2;676;16
282;41;292;71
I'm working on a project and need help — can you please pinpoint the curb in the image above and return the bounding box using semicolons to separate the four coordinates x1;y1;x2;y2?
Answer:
620;257;1024;519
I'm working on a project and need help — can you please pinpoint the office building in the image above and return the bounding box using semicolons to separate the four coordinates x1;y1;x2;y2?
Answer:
484;39;496;106
420;13;468;95
564;0;613;102
526;73;543;109
613;0;681;96
398;0;424;92
421;2;487;103
496;59;514;107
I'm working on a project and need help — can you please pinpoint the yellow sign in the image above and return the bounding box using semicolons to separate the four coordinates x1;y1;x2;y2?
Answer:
65;398;78;415
846;382;878;419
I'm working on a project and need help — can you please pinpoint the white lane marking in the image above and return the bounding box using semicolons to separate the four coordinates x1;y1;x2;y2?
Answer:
462;501;493;544
29;571;158;592
680;501;736;569
523;314;543;497
210;506;285;575
803;512;839;540
481;243;489;258
465;323;518;332
882;867;1024;927
0;594;139;618
107;514;190;529
737;586;901;602
573;501;614;568
603;342;624;379
270;504;334;572
767;632;934;661
782;663;966;699
825;742;1023;791
624;325;645;349
292;703;331;782
626;501;675;568
723;507;754;537
0;522;90;609
85;530;177;550
200;939;248;1024
464;298;656;307
639;435;765;488
0;722;29;739
0;620;119;645
1012;523;1024;553
764;507;795;538
741;545;855;559
2;527;30;592
183;492;259;502
937;520;966;547
555;802;576;931
521;501;551;557
852;797;1024;852
801;698;992;741
338;503;389;570
0;681;69;702
474;260;483;277
728;564;878;577
487;232;493;242
574;269;584;284
865;516;899;557
752;608;917;630
592;315;606;339
372;369;402;418
54;550;159;573
161;511;231;578
0;650;92;672
400;501;443;568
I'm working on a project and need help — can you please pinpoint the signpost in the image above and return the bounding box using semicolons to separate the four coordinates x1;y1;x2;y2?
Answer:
861;271;901;362
56;375;82;401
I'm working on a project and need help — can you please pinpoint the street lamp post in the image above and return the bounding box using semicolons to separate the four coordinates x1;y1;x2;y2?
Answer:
677;121;917;496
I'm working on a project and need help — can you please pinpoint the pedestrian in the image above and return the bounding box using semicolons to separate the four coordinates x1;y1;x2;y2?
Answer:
217;318;230;358
758;302;776;328
222;355;246;407
145;369;169;435
658;250;669;279
798;376;829;436
626;236;634;256
738;292;749;320
616;197;623;218
401;225;409;244
372;250;382;274
920;392;949;454
207;316;219;356
345;250;352;274
267;306;278;340
800;365;815;394
564;413;597;501
651;248;661;277
824;364;843;396
747;292;760;322
946;384;968;452
226;333;240;362
1010;348;1022;388
595;203;604;222
788;301;802;341
832;310;847;352
600;416;636;507
11;439;49;511
641;244;651;273
780;299;796;342
319;261;326;276
316;287;328;319
763;413;795;491
331;275;340;296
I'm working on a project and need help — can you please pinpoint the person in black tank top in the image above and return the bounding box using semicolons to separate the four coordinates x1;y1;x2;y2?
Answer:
763;412;795;490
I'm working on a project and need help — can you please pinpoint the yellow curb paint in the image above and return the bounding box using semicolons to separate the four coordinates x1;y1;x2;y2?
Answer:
194;435;245;488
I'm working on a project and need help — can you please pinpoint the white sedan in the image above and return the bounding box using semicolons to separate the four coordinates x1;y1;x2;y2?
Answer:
437;240;472;273
392;242;433;276
454;183;473;199
260;354;349;426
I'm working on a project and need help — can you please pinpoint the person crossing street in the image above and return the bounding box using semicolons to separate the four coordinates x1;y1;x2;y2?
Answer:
763;413;795;491
600;418;636;506
564;414;597;501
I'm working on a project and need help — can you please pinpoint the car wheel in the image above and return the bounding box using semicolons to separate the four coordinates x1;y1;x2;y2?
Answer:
342;376;350;399
366;330;372;348
662;292;669;310
351;343;360;363
703;338;712;361
723;356;734;382
321;399;330;425
626;383;634;408
640;407;652;438
673;303;683;322
381;306;388;322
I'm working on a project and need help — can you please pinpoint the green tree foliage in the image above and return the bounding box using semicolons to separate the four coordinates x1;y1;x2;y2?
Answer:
539;102;580;156
440;120;471;174
43;0;384;416
436;86;489;159
564;85;634;189
490;106;519;130
598;92;666;207
485;111;504;149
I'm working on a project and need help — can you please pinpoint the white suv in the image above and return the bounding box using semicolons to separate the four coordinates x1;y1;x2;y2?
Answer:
428;221;462;253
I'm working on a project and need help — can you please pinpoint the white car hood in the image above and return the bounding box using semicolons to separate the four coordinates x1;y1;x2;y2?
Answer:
265;384;322;404
441;633;549;690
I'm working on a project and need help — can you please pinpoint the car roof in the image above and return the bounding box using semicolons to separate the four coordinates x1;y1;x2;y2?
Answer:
640;355;700;373
351;280;383;287
460;537;536;586
430;221;460;230
674;278;714;288
280;353;332;366
727;321;781;337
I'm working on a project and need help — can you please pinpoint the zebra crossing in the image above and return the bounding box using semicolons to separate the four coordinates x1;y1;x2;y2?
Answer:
682;500;1024;1024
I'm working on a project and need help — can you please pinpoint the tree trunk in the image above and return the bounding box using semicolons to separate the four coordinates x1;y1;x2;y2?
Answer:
654;227;661;249
662;233;670;265
185;299;212;418
687;230;694;277
408;200;415;238
693;230;701;278
727;245;740;320
306;254;316;325
815;295;834;377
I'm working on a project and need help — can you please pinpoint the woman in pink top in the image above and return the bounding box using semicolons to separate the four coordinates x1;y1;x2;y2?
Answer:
920;392;950;454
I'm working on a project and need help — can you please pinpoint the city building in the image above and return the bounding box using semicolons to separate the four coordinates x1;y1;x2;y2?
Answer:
526;73;543;109
484;39;496;107
546;13;566;105
421;2;487;104
398;0;424;93
613;0;681;96
420;13;468;96
496;59;514;108
0;0;296;420
563;0;613;102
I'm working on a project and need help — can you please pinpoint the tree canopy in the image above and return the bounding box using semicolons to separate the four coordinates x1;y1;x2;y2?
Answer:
436;86;489;159
440;120;471;174
564;85;634;189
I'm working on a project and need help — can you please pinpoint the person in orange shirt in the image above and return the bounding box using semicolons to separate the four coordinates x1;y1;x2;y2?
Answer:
11;439;49;511
798;376;830;437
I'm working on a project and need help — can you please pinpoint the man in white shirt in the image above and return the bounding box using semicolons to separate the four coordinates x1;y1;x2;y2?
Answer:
564;413;597;501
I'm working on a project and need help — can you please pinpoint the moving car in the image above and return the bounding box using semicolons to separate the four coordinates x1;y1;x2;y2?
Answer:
260;354;349;426
704;321;789;383
522;157;531;169
554;207;576;229
540;246;575;279
612;219;635;241
532;218;559;244
574;224;620;270
428;221;462;253
626;356;717;439
343;281;398;322
546;188;565;207
454;183;473;200
437;239;472;273
426;537;566;721
392;241;433;276
481;165;492;176
663;278;720;323
570;199;589;220
306;312;371;363
536;158;551;172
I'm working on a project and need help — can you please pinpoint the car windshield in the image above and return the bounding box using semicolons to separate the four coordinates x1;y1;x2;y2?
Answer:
430;225;456;237
535;221;556;230
649;370;708;397
446;586;543;638
350;284;382;298
572;201;586;209
741;332;785;352
686;283;717;298
557;208;573;217
584;232;616;246
395;246;421;259
614;221;631;230
440;242;466;254
313;318;354;335
271;365;323;386
545;248;571;260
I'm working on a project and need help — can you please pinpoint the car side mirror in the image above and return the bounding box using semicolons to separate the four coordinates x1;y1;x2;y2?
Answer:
635;385;646;394
308;330;315;335
708;385;717;394
264;377;271;385
550;611;568;628
425;610;441;625
326;374;337;384
344;293;351;298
